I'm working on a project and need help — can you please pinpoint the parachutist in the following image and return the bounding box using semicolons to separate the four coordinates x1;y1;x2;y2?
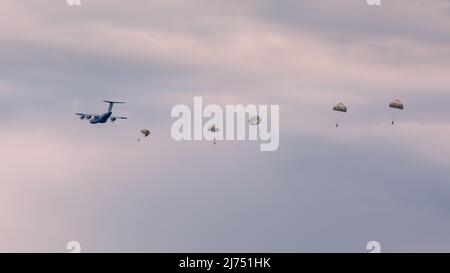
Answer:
333;102;347;128
389;99;404;125
208;124;219;146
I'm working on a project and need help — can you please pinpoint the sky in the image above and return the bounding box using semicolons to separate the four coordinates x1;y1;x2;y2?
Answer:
1;0;450;252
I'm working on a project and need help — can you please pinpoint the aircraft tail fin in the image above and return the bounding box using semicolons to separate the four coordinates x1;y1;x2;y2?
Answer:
103;100;125;112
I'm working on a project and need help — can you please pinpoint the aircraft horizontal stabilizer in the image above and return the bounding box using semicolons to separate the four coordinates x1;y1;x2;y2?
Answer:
103;100;126;104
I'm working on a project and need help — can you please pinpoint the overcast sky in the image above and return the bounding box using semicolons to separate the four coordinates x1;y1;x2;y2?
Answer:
1;0;450;252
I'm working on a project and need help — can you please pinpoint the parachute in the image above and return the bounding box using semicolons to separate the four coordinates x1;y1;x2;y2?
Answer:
389;99;404;125
389;99;404;110
138;129;150;142
333;103;347;113
249;116;262;126
208;124;219;145
333;103;347;127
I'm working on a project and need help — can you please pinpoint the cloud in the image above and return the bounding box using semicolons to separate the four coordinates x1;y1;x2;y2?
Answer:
1;0;450;252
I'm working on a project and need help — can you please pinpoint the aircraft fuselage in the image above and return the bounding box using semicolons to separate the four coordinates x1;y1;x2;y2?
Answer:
90;112;112;124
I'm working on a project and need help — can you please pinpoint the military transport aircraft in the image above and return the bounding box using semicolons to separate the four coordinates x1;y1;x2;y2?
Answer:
76;100;127;124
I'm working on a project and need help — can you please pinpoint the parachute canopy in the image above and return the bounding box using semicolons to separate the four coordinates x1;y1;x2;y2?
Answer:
208;124;219;132
389;99;404;110
141;129;150;137
333;103;347;113
249;116;262;126
137;129;150;142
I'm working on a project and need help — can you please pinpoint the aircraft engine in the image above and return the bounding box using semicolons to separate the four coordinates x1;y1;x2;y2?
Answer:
85;115;92;120
79;115;85;120
110;117;117;122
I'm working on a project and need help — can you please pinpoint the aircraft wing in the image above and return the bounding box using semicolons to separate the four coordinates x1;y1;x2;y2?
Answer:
111;116;128;120
76;113;97;116
76;113;98;119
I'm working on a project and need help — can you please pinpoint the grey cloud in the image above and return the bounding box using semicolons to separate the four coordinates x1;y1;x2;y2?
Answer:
1;0;450;252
